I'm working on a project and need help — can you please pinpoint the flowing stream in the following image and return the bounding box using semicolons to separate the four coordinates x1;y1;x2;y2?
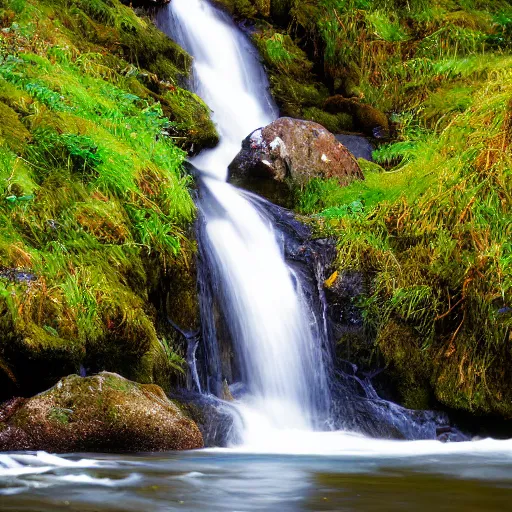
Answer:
2;1;512;508
159;0;332;443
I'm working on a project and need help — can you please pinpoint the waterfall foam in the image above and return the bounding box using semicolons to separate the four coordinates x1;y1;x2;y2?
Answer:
157;0;332;441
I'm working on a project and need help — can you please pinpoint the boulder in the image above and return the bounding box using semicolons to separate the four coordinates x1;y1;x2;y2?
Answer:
0;372;203;452
324;96;389;138
228;117;363;206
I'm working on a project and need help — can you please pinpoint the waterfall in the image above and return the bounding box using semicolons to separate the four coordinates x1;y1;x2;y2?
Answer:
156;0;332;441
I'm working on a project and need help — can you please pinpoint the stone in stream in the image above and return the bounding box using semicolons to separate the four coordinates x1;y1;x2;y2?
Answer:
0;372;203;452
228;117;364;206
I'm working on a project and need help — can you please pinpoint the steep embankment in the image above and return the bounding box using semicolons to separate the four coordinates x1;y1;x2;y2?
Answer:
0;0;216;400
219;0;512;420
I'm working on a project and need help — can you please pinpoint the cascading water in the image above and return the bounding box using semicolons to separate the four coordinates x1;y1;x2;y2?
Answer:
156;0;332;442
156;0;471;450
3;2;512;507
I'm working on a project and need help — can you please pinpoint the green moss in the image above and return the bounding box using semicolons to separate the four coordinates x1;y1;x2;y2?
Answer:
251;26;329;118
295;53;512;416
102;373;136;392
0;101;31;150
357;159;385;172
376;321;433;410
302;107;353;133
0;0;204;400
234;0;512;120
48;407;72;425
0;372;203;452
214;0;258;18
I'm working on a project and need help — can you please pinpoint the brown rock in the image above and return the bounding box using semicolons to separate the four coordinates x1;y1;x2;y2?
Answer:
228;117;363;206
0;372;203;452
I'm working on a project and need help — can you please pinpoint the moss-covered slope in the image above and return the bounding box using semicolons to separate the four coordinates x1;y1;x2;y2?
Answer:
285;3;512;418
0;0;213;400
214;0;512;419
216;1;512;134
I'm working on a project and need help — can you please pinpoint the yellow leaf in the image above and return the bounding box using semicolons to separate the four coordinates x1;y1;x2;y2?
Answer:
324;271;338;288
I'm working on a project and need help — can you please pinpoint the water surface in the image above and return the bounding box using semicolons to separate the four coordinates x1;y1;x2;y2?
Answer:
2;439;512;511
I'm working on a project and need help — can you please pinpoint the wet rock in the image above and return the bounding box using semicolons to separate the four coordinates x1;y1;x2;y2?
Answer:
0;372;203;452
325;96;389;138
177;392;242;447
329;369;467;441
325;270;366;343
228;117;363;206
335;134;374;161
0;266;37;284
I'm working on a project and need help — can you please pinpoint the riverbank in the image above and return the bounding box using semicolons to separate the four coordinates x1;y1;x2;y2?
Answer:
0;0;214;400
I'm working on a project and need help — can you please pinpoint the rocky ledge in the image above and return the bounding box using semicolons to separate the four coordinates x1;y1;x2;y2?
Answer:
0;372;203;453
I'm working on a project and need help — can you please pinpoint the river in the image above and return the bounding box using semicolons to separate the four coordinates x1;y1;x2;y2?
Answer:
2;441;512;511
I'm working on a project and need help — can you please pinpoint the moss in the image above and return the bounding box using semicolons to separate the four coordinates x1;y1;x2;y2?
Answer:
214;0;258;18
0;0;203;402
377;321;434;410
302;107;354;133
0;101;31;150
251;26;329;118
269;74;329;117
0;372;204;452
324;96;389;137
102;372;136;392
48;407;72;425
295;53;512;417
357;159;385;173
162;88;219;152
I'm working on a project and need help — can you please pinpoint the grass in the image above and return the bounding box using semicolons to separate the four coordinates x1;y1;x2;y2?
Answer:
226;0;512;128
0;0;209;398
295;58;512;416
221;0;512;417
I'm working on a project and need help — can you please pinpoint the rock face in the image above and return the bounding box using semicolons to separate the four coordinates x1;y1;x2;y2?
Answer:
228;117;363;206
0;372;203;452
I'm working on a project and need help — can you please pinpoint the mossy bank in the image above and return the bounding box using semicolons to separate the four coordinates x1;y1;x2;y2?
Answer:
0;0;217;401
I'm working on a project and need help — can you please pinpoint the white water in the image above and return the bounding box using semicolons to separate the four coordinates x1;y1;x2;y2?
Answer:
164;0;331;440
157;0;512;457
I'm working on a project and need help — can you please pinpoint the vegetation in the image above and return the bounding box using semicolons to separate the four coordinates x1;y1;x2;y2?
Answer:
1;0;511;424
287;2;512;416
0;0;211;399
219;0;512;418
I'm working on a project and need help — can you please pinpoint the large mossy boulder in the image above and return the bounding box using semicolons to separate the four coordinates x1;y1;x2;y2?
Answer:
0;372;203;452
228;117;363;206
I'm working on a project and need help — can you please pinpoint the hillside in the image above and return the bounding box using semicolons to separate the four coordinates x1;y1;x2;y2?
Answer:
0;0;216;399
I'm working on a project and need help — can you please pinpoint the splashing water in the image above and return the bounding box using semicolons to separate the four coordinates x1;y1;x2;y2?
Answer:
157;0;332;442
